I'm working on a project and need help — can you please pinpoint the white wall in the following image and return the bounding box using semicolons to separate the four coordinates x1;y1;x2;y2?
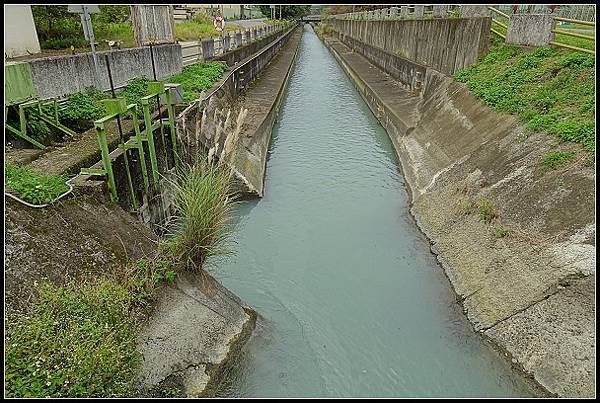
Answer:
4;5;41;58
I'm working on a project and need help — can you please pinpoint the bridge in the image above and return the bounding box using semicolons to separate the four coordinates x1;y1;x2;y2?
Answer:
301;14;321;22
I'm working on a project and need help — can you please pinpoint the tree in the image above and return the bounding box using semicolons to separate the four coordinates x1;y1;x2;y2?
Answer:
258;5;310;20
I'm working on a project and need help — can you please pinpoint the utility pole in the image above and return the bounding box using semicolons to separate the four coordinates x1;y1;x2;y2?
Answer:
69;5;101;86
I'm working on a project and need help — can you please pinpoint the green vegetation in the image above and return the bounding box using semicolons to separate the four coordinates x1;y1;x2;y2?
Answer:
259;5;310;20
456;195;500;224
4;255;177;398
32;5;134;50
5;151;237;396
60;87;108;132
542;150;576;168
493;227;509;238
455;38;595;154
117;76;157;112
162;157;236;271
169;61;229;103
58;77;156;134
175;13;241;42
5;163;68;205
477;197;499;224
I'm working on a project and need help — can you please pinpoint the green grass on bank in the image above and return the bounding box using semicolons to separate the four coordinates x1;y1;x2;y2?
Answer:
455;36;595;154
5;163;69;205
5;256;176;398
169;61;229;103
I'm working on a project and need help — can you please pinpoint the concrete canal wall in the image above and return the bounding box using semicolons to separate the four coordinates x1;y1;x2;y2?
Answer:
176;25;303;197
321;31;595;398
328;17;491;76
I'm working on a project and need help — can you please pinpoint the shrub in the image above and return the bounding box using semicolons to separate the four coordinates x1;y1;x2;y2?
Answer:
41;38;87;49
117;76;155;111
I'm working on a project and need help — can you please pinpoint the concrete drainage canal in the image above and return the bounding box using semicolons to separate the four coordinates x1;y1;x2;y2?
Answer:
207;24;540;397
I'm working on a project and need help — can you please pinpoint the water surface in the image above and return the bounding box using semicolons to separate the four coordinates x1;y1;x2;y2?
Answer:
211;24;535;398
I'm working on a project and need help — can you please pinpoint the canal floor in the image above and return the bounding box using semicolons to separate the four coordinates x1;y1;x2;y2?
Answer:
212;24;536;398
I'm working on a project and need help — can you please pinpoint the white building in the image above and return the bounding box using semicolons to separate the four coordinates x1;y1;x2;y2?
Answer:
4;5;41;58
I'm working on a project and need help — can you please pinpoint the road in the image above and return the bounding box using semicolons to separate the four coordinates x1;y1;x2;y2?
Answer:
181;18;268;65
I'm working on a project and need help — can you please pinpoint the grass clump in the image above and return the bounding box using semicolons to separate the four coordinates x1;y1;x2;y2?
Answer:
169;61;229;103
163;156;236;270
454;38;595;154
478;197;499;224
542;151;576;169
493;227;508;238
5;163;68;205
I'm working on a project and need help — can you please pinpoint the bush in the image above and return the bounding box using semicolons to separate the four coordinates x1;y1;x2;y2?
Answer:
41;38;87;49
117;76;156;113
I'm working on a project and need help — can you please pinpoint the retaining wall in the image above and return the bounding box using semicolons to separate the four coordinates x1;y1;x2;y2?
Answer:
28;43;182;99
328;17;491;76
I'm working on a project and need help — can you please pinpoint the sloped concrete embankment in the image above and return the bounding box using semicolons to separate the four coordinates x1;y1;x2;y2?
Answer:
176;25;303;197
322;34;595;397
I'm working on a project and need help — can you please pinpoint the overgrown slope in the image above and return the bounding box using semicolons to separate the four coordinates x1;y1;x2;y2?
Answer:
454;37;595;156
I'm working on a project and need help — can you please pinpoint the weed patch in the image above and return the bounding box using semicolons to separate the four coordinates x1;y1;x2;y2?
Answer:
542;151;576;169
169;61;229;103
5;255;179;398
5;163;68;205
162;156;237;270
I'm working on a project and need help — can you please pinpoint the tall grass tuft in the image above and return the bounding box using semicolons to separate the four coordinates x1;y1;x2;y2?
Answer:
163;156;237;271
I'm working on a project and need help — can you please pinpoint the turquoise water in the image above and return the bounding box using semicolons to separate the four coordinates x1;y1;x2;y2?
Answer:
211;24;535;398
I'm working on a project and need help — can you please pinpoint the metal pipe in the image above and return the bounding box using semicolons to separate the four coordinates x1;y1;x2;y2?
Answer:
553;16;595;26
104;55;125;144
488;6;510;19
549;41;595;54
492;18;508;29
551;29;595;41
490;27;507;39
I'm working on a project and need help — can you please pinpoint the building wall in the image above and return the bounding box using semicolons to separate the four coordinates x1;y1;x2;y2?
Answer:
4;5;41;58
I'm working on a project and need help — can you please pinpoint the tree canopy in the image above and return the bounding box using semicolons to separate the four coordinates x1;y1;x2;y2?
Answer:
259;5;310;20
